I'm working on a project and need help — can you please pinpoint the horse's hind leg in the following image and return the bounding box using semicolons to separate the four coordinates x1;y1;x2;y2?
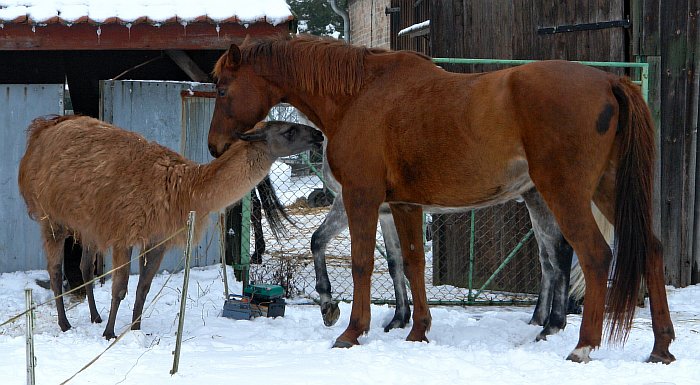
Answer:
522;189;574;340
390;203;430;343
132;243;167;331
41;223;71;331
311;193;347;327
103;246;132;340
593;167;675;363
378;204;411;332
80;245;102;323
645;236;675;363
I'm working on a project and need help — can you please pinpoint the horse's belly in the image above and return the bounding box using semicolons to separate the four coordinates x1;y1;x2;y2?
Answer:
388;158;534;209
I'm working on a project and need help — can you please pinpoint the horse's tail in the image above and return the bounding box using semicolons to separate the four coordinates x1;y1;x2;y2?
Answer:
606;77;656;344
569;261;586;302
256;175;293;240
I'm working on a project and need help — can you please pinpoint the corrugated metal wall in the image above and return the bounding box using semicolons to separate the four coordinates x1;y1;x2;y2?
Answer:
0;84;64;273
100;80;220;274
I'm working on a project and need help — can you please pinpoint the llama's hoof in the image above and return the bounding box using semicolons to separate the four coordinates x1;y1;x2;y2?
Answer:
321;302;340;327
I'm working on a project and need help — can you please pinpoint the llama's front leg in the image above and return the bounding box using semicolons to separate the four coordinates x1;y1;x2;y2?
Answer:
132;243;167;331
80;246;102;323
41;225;71;332
333;191;380;348
311;193;348;327
389;203;430;342
103;247;132;340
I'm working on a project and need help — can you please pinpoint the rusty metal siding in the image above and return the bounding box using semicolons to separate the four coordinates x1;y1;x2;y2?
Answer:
100;80;220;274
0;84;64;273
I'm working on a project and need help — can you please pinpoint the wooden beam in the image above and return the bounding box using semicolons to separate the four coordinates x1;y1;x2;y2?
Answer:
0;21;289;50
166;50;210;82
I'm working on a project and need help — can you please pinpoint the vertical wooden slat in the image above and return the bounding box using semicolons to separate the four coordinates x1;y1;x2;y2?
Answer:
660;0;694;286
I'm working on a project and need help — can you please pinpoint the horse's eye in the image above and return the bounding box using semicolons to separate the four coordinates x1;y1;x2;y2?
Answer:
217;88;226;97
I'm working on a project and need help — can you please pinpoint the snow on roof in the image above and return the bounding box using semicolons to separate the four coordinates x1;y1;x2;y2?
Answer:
398;20;430;37
0;0;293;26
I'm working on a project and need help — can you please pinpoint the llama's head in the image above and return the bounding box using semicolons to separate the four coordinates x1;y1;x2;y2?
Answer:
238;120;324;159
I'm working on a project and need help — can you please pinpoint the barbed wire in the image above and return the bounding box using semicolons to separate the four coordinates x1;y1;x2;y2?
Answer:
0;226;187;329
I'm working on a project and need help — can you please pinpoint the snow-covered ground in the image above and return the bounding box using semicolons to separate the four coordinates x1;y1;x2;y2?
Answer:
0;266;698;385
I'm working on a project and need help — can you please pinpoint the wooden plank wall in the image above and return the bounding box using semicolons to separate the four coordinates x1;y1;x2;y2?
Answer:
391;0;431;54
655;0;699;286
428;0;628;290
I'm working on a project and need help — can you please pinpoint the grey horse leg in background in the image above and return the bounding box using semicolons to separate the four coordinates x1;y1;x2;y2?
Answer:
522;188;574;340
311;146;410;330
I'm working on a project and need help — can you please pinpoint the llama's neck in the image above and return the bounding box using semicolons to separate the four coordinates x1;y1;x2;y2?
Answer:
186;141;272;215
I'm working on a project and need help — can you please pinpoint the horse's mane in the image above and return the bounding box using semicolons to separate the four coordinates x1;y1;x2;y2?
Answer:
214;34;431;96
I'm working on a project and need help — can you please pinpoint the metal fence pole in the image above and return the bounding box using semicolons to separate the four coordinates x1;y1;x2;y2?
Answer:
25;288;36;385
171;211;196;376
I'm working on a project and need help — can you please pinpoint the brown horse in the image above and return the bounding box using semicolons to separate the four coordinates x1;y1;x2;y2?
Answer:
207;35;675;363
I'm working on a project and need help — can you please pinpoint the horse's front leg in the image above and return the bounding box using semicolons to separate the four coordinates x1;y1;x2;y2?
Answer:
311;193;348;327
377;204;411;332
389;203;430;342
333;190;381;348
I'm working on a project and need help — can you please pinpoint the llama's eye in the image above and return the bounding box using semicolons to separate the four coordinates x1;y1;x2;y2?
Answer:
217;88;226;97
283;126;297;140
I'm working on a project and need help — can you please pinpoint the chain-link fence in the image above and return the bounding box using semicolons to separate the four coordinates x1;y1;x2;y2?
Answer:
239;104;540;306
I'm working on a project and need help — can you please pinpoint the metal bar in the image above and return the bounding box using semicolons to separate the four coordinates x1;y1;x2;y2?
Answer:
219;213;230;298
537;19;630;35
25;289;35;385
432;57;649;68
473;229;534;299
468;210;475;302
240;195;251;289
360;299;537;306
171;211;196;376
432;58;650;107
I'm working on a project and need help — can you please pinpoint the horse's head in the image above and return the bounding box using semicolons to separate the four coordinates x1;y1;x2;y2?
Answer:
208;43;283;158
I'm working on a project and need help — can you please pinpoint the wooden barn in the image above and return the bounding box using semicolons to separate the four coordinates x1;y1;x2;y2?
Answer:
0;1;294;282
350;0;699;290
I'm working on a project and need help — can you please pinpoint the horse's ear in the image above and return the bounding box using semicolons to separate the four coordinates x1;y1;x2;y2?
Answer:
227;44;241;70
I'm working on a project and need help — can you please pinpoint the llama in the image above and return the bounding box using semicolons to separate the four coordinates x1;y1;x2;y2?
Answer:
18;115;323;339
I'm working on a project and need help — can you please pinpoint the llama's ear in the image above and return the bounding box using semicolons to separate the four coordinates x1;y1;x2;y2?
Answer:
227;44;241;70
237;130;266;142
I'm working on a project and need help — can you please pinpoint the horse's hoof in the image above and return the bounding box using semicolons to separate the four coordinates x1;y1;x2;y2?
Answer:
566;347;592;363
321;302;340;327
406;331;429;343
59;321;72;332
103;331;116;340
383;316;409;332
647;351;676;364
535;325;561;342
332;339;358;349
